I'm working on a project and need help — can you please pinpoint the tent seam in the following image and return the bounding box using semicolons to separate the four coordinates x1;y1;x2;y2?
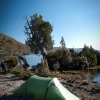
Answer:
44;78;54;100
25;79;29;98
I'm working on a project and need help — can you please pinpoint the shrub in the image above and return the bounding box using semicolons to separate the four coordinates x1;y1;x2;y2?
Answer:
37;58;50;76
46;48;72;71
46;52;57;69
4;56;18;68
4;56;18;73
13;65;34;79
53;61;60;75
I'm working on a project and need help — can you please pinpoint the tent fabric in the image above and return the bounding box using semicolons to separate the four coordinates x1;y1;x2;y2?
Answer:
12;75;80;100
50;78;79;100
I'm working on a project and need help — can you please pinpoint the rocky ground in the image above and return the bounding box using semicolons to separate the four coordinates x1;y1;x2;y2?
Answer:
60;78;100;100
0;73;100;100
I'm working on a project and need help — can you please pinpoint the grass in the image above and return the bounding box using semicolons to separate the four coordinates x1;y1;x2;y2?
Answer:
87;65;100;69
0;65;95;81
48;70;94;81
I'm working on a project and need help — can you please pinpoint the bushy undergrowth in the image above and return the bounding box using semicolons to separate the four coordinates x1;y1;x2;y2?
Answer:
37;58;50;77
12;65;34;79
46;48;72;71
4;56;18;67
46;45;100;71
53;61;60;75
4;56;18;73
6;58;51;78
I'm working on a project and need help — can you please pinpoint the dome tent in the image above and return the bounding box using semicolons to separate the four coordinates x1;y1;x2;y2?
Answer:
12;75;80;100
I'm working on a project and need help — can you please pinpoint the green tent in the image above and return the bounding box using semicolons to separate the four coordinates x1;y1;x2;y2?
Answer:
12;75;80;100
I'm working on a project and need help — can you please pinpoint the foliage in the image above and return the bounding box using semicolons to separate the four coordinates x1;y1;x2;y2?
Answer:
3;56;18;73
79;45;98;67
69;48;78;59
46;51;57;69
87;65;100;69
24;14;54;55
68;45;99;70
4;56;18;68
60;36;66;49
12;66;34;79
47;36;72;70
94;50;100;65
0;33;31;57
46;47;72;70
53;61;60;74
47;43;100;70
58;36;72;69
37;58;50;76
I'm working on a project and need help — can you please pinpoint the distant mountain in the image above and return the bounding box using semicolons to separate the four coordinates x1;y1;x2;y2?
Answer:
51;47;100;53
1;33;99;55
97;50;100;53
67;48;83;53
0;33;31;56
50;47;82;52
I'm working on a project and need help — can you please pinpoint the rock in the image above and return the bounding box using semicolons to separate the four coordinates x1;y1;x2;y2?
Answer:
81;80;90;85
92;81;98;83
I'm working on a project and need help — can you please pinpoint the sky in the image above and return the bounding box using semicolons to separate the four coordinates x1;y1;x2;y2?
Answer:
0;0;100;50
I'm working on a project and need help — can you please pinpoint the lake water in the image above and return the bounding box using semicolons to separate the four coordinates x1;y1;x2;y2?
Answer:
23;54;43;67
24;54;100;83
93;73;100;83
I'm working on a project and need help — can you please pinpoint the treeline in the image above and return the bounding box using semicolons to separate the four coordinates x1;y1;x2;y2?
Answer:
0;33;31;56
46;38;100;71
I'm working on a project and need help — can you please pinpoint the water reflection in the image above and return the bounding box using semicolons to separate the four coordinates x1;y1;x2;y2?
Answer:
86;69;100;83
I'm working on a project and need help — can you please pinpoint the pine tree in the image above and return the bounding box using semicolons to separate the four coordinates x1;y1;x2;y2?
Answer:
24;14;54;58
60;36;66;50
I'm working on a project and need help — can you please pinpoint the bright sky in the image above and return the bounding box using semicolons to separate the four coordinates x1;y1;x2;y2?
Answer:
0;0;100;50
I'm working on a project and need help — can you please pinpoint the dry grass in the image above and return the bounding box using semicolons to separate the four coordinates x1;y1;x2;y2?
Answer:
0;65;95;81
48;70;93;81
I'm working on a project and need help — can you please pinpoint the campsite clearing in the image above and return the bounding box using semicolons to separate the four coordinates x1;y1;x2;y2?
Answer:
0;71;100;100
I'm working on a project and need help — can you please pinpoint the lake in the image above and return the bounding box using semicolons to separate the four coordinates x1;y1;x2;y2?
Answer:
23;54;43;67
93;73;100;83
24;54;100;83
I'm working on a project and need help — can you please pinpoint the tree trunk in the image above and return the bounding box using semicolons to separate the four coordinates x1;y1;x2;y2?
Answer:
39;46;47;59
